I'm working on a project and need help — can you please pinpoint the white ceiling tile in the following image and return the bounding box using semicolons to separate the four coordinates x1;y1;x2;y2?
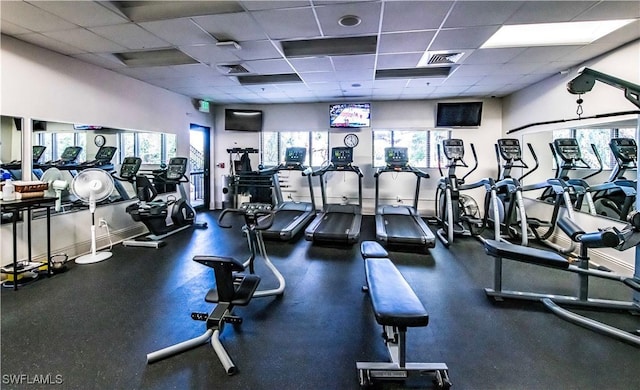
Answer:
243;59;294;74
0;20;33;35
379;31;435;54
242;1;312;11
381;1;453;32
506;1;597;24
42;29;127;52
331;54;375;71
233;40;283;61
574;1;640;21
508;46;581;64
1;1;77;32
289;57;334;72
179;44;241;65
30;1;128;27
339;80;374;89
140;19;217;46
193;13;268;41
376;53;422;69
315;2;381;37
430;26;500;51
442;75;484;86
307;81;342;90
464;48;525;65
72;53;128;69
89;23;170;50
14;33;85;55
335;69;374;81
373;79;410;88
301;72;338;83
117;66;179;80
477;74;528;85
444;1;524;28
451;64;498;77
252;7;321;39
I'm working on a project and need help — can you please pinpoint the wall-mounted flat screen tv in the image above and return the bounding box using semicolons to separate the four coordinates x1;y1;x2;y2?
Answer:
225;109;263;132
436;102;483;127
330;103;370;128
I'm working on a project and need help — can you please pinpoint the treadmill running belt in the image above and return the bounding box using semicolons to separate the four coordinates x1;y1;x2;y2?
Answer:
383;214;429;244
267;210;304;232
312;212;355;239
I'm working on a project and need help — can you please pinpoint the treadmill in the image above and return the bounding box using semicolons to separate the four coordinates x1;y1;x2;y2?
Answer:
305;147;363;244
375;147;436;250
259;147;316;241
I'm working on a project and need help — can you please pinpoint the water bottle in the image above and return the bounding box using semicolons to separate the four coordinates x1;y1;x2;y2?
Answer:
2;172;15;201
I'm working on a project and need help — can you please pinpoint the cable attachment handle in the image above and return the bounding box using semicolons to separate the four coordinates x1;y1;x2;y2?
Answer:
576;94;584;118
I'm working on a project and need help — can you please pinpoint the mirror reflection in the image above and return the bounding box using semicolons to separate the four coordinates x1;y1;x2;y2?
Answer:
0;116;178;216
520;118;638;222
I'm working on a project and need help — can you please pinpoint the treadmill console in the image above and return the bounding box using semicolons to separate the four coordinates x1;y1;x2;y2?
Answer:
331;147;353;166
119;157;142;180
497;138;522;161
33;145;46;163
553;138;581;161
610;138;637;162
284;147;307;167
442;139;464;160
384;147;409;168
58;146;83;164
240;202;273;214
166;157;188;180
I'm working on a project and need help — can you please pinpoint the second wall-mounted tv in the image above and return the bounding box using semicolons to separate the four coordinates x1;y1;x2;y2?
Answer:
225;109;263;132
436;102;483;127
330;103;370;128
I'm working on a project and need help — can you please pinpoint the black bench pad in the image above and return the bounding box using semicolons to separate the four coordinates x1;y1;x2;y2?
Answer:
360;241;389;259
365;258;429;328
483;239;569;269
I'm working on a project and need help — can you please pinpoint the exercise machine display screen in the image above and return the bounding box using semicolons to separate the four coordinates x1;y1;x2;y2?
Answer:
554;138;581;161
284;147;306;164
94;146;117;161
443;139;464;160
610;138;637;162
120;157;142;179
331;147;353;165
385;147;408;167
497;138;521;160
60;146;82;162
33;145;46;162
166;157;188;180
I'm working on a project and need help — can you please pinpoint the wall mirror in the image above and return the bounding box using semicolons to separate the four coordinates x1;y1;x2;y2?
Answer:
520;115;638;223
1;116;177;217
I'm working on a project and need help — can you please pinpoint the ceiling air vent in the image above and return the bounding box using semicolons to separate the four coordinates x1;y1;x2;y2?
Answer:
428;52;464;65
217;64;250;75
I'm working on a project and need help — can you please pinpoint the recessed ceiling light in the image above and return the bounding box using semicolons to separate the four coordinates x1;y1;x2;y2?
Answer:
351;83;362;88
481;19;634;48
338;15;361;27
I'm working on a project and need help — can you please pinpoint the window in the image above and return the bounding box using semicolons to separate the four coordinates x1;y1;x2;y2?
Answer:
575;128;613;169
260;131;329;167
118;132;177;164
617;128;636;138
372;130;450;168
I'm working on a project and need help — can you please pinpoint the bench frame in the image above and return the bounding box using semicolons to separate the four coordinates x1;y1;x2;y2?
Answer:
358;242;451;388
484;239;640;346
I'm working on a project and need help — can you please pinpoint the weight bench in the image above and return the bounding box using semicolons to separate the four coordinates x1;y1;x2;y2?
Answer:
358;241;451;388
147;255;260;374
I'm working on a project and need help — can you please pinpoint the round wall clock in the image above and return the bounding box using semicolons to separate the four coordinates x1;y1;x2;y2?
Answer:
344;133;359;148
94;135;106;147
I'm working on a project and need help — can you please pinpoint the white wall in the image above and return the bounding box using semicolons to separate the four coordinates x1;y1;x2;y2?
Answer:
1;35;213;265
212;99;502;214
503;40;640;275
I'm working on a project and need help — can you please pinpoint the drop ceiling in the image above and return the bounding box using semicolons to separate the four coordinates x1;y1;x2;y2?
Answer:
1;1;639;104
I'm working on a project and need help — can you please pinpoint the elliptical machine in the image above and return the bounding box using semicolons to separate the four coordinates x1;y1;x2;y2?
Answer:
123;157;207;248
435;139;493;247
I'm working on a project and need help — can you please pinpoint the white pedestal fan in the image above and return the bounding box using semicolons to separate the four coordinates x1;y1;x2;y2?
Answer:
41;167;69;212
71;168;115;264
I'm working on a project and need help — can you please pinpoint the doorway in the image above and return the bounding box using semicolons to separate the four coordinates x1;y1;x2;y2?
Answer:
189;124;211;210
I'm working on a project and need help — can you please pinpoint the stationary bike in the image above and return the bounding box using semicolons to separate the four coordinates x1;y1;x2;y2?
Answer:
146;203;284;373
123;157;207;248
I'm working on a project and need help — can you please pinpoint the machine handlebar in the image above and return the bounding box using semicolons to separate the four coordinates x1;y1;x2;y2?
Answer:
218;204;275;231
557;215;620;248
